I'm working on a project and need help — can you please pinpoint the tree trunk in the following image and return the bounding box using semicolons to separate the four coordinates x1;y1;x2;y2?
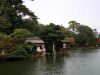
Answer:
53;44;56;55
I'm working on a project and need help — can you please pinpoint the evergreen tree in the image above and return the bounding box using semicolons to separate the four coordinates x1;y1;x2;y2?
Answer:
0;0;38;34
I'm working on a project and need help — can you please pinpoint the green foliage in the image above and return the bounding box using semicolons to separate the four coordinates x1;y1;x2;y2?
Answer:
23;19;38;32
0;16;11;33
35;24;46;36
0;33;15;54
0;32;7;40
10;29;32;44
69;20;80;32
0;41;15;51
76;25;96;46
38;23;65;52
40;23;65;42
2;35;12;42
23;42;34;53
99;34;100;38
23;19;46;36
10;44;28;57
0;0;38;34
60;27;76;38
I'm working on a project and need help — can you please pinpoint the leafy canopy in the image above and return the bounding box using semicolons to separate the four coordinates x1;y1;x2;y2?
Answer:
10;29;32;44
0;0;38;34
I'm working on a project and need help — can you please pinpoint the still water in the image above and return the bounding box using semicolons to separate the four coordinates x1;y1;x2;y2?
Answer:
1;49;100;75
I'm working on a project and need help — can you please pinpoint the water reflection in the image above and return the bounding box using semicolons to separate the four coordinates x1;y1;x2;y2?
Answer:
0;49;100;75
31;55;67;75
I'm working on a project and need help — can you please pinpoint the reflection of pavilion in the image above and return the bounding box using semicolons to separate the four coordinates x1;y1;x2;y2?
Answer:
26;37;46;55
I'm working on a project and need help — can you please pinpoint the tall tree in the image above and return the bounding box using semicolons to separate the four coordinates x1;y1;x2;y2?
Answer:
68;20;80;32
0;0;38;34
76;25;96;46
23;19;38;33
39;23;65;53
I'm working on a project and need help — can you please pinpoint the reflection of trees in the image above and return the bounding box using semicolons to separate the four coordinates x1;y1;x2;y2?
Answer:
31;55;67;75
0;60;36;75
0;55;68;75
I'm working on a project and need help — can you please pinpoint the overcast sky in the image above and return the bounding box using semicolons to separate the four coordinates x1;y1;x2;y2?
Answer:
23;0;100;32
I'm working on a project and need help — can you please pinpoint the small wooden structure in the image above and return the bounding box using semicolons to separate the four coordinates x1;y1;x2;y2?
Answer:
26;37;46;56
57;37;74;54
62;37;75;46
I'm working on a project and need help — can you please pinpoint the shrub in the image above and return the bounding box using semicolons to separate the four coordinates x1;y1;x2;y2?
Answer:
10;44;28;57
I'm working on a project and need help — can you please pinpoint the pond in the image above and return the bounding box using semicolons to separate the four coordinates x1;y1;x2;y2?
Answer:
0;49;100;75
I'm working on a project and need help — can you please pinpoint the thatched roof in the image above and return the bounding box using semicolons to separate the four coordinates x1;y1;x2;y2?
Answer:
26;37;44;44
61;37;75;43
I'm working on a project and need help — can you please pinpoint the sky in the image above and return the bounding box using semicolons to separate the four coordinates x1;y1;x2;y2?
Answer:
23;0;100;32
